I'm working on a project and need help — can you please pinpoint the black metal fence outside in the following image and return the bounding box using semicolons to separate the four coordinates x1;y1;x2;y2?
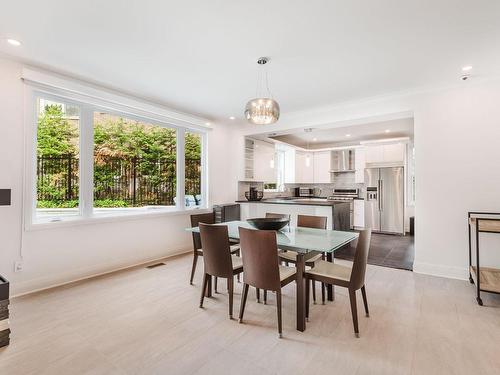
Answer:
37;155;201;206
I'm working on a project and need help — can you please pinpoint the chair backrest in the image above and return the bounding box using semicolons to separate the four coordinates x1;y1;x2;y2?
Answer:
238;227;281;291
190;212;215;251
297;214;327;230
349;229;372;290
199;223;233;278
265;212;291;220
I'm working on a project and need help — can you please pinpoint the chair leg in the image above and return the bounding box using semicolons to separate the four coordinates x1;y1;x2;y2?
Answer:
236;250;241;283
200;273;209;308
190;254;198;285
361;285;369;317
312;280;316;304
206;275;212;297
239;283;249;323
256;288;260;303
305;278;310;320
276;290;283;338
214;277;218;293
228;277;234;319
348;289;359;337
321;282;325;305
264;290;267;305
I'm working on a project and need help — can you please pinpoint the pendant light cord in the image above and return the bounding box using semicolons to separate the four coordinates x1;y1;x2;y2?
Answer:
255;59;273;99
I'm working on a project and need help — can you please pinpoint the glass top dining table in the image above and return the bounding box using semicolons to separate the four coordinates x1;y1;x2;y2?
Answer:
186;220;358;254
186;220;359;332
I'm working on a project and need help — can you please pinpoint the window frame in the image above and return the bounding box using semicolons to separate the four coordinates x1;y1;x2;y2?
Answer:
24;86;208;229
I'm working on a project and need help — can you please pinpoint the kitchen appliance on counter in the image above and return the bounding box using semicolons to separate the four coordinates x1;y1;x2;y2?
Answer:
245;187;263;201
365;167;404;234
328;189;359;229
294;187;314;197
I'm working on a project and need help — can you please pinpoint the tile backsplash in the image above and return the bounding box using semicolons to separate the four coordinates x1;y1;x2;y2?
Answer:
238;172;366;200
284;172;365;198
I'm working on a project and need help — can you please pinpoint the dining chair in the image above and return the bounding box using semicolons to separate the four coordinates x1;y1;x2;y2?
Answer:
238;226;296;338
189;212;239;290
257;212;292;304
198;223;244;319
278;214;327;304
305;229;372;337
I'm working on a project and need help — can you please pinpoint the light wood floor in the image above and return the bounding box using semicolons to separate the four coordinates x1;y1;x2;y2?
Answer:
1;254;500;375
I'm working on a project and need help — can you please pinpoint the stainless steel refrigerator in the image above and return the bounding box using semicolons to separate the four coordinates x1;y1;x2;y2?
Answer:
364;167;404;234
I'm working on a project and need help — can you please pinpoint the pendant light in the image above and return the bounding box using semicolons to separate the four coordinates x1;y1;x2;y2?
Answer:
244;57;280;125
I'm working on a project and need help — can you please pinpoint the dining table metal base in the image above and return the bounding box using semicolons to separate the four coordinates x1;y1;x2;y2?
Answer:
295;253;306;331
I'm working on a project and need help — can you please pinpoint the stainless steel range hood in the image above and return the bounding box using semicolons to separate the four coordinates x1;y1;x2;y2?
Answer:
330;149;355;172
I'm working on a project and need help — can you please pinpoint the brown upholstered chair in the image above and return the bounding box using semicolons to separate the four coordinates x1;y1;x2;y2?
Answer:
305;229;372;337
237;227;296;338
252;212;292;304
278;214;327;304
190;212;239;289
198;223;244;319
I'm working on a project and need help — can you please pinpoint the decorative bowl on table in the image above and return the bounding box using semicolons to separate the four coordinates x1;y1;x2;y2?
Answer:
247;217;289;231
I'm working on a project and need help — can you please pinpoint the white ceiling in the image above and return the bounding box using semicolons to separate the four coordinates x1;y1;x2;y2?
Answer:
269;118;414;149
1;1;499;124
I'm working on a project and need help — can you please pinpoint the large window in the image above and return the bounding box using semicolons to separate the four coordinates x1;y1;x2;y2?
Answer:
185;132;202;207
93;112;177;211
32;93;206;224
36;98;81;220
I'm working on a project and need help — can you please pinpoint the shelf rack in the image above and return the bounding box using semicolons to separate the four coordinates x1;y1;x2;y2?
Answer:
468;211;500;305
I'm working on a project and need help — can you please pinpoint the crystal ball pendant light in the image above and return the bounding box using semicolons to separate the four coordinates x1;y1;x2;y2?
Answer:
245;57;280;125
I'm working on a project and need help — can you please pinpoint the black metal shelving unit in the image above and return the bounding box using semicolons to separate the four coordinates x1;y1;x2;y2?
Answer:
468;211;500;306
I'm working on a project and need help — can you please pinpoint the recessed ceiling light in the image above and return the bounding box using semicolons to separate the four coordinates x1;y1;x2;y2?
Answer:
205;122;211;126
7;38;21;46
345;134;351;137
312;137;317;142
462;66;473;72
229;116;235;120
385;129;391;133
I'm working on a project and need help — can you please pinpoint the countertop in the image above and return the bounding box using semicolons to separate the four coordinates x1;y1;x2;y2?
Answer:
235;198;351;207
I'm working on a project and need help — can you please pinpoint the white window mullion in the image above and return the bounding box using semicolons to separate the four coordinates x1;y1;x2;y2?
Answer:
176;128;186;210
80;105;94;217
201;132;208;208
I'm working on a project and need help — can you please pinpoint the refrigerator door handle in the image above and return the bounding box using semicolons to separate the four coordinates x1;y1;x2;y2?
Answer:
379;179;383;211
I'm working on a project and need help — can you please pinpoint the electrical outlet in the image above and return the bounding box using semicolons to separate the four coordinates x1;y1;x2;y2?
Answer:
14;261;23;272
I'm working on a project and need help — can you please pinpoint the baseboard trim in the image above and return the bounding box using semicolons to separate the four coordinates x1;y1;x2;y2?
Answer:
413;261;468;280
11;248;191;298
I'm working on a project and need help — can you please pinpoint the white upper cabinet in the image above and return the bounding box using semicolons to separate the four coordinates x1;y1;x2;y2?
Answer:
365;145;384;164
364;143;405;166
382;143;405;164
253;140;277;182
295;151;314;183
354;148;366;183
313;151;332;183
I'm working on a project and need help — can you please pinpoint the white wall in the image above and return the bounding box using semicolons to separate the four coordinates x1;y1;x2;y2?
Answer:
0;57;238;296
238;78;500;280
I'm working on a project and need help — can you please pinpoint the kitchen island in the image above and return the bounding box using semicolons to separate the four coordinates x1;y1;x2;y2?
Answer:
236;198;350;231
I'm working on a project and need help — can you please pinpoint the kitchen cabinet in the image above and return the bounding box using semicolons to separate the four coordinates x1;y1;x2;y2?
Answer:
313;151;332;183
295;151;314;183
365;143;405;165
253;139;277;182
353;199;365;228
383;143;405;164
354;148;365;183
